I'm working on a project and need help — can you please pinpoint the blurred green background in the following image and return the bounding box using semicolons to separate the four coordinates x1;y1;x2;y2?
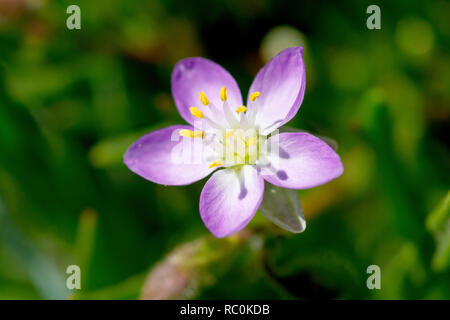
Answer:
0;0;449;299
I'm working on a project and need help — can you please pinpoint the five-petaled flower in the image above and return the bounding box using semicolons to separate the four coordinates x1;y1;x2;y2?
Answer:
124;47;343;238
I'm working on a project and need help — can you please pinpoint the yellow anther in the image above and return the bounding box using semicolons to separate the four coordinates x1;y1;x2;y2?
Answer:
224;131;234;139
199;91;209;106
179;129;204;138
220;86;227;101
179;129;193;137
192;131;205;138
209;160;223;169
189;107;204;118
247;137;257;147
250;91;261;101
236;106;247;114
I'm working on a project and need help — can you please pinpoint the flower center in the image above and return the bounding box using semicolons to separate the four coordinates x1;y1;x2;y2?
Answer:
181;86;264;169
219;127;260;167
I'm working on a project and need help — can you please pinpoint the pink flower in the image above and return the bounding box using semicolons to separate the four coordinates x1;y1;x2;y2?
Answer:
124;47;343;238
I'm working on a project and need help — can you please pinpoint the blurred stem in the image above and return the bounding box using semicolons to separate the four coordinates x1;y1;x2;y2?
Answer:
140;231;252;300
74;208;98;288
426;191;450;272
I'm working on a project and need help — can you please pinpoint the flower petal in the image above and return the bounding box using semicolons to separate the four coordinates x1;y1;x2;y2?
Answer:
124;125;214;186
172;57;243;126
248;47;306;134
280;126;339;151
199;166;264;238
261;132;343;189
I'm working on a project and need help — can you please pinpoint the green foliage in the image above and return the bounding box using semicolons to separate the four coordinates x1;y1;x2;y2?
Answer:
0;0;448;299
427;191;450;272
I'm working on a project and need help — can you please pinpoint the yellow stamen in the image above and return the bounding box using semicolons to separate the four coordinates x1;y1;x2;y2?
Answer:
179;129;204;138
220;86;227;101
224;131;234;139
236;106;247;114
209;160;223;168
189;107;204;118
199;91;209;106
250;91;261;101
193;131;205;138
179;129;193;137
247;137;257;147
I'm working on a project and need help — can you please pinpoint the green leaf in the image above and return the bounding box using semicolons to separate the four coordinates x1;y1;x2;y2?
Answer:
0;199;69;299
